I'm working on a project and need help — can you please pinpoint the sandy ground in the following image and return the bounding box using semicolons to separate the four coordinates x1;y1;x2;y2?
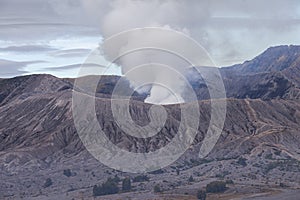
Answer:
242;189;300;200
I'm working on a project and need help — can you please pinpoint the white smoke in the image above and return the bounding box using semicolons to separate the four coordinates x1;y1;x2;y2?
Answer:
79;0;300;104
102;26;198;104
82;0;206;104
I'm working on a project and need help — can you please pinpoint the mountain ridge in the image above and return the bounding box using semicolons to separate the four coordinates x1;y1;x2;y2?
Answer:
0;45;300;199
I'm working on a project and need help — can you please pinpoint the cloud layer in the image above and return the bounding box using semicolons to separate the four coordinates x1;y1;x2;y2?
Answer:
0;0;300;78
0;59;45;77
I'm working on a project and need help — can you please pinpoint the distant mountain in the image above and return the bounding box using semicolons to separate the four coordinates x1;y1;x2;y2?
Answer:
189;45;300;100
0;45;300;199
232;45;300;74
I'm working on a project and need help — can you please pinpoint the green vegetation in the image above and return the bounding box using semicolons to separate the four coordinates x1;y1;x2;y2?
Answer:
154;184;162;193
149;169;164;174
188;175;194;182
274;150;281;156
279;182;288;188
225;179;234;184
237;157;247;167
133;175;149;182
206;181;227;193
263;159;300;174
93;178;119;196
197;190;206;200
63;169;72;177
215;171;230;179
265;154;273;160
122;177;131;192
264;161;282;173
43;178;53;188
111;175;121;183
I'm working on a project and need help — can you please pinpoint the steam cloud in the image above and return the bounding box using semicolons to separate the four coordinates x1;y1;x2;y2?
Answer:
84;0;214;104
101;27;199;104
1;0;300;101
80;0;300;104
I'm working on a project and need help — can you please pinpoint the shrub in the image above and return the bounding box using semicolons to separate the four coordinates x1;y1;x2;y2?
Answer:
197;190;206;200
279;182;288;188
216;171;230;179
122;178;131;192
93;178;119;196
43;178;53;188
149;169;164;174
265;154;273;160
237;157;247;167
133;175;149;182
63;169;72;177
274;150;281;156
188;175;194;182
111;175;121;183
93;185;100;196
206;181;226;193
154;184;161;193
225;179;234;184
264;162;280;173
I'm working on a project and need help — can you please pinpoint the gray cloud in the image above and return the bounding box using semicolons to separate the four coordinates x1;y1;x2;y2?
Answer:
49;49;91;58
1;0;299;64
0;0;300;83
41;63;105;71
91;0;300;66
0;45;58;53
0;59;45;77
0;0;99;41
83;0;300;103
0;22;98;42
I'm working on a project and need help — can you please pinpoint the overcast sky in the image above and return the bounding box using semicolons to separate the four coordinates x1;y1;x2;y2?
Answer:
1;0;300;78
